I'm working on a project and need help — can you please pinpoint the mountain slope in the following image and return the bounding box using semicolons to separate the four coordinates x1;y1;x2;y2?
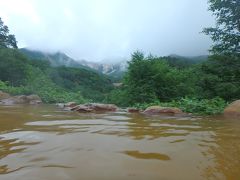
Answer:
169;54;208;63
20;48;127;81
20;48;87;69
0;48;114;102
20;48;126;77
165;54;208;68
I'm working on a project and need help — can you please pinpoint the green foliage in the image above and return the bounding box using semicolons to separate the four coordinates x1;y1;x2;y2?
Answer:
48;66;113;102
22;66;84;103
0;49;29;86
124;52;158;104
133;97;227;115
198;54;240;101
203;0;240;54
0;18;17;49
169;97;227;115
104;88;130;107
107;51;233;115
0;48;112;103
29;58;51;72
0;71;86;104
165;55;207;69
122;52;198;105
20;48;91;69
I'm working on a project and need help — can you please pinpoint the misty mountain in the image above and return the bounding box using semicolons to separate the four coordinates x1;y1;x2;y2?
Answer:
169;54;208;63
79;59;127;80
20;48;208;81
20;48;87;69
166;54;208;68
20;48;127;78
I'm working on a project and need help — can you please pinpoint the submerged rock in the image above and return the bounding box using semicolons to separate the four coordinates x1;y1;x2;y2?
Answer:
143;106;183;116
224;100;240;117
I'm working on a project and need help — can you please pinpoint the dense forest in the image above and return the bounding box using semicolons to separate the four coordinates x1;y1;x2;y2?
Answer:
0;0;239;114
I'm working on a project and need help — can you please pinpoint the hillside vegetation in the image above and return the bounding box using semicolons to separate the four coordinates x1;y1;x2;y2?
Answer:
0;48;113;103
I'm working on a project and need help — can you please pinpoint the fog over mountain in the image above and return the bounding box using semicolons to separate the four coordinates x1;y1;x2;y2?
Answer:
0;0;214;62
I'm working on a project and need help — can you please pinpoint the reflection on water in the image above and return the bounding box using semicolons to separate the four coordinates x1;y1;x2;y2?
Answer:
0;105;239;180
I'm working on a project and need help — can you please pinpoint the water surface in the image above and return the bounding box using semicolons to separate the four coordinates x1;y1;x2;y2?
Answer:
0;105;239;180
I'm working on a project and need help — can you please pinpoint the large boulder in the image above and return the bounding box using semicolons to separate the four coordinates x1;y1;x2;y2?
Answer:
224;100;240;117
127;108;140;113
70;105;94;113
0;91;10;100
0;97;16;105
84;103;118;112
0;95;28;105
26;95;42;105
13;95;29;104
65;103;118;113
143;106;184;116
0;94;42;105
64;102;78;108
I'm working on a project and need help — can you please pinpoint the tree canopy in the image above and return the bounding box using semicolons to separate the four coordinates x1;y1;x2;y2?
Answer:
203;0;240;54
0;17;18;49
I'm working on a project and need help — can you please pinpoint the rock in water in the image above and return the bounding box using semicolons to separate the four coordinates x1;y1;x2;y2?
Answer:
224;100;240;117
143;106;183;116
64;102;78;108
85;103;118;112
65;103;118;113
127;108;140;113
27;95;42;105
72;105;93;113
0;94;42;105
0;91;10;100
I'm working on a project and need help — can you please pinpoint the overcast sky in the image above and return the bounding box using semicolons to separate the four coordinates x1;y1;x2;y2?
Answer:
0;0;215;62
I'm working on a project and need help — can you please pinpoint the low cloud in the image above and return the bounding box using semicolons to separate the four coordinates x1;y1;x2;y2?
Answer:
0;0;214;61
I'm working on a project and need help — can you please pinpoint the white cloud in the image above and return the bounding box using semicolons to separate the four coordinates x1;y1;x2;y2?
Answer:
0;0;215;61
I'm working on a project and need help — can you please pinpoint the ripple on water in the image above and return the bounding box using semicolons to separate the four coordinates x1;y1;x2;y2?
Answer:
122;150;171;161
0;105;240;179
103;115;132;121
25;119;128;126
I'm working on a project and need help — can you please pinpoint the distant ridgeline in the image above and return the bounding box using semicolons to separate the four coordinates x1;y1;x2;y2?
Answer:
20;48;208;80
0;48;114;103
164;54;208;69
20;48;90;69
20;48;127;80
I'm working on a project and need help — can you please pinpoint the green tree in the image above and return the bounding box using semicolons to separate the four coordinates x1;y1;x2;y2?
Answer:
203;0;240;54
200;0;240;101
0;17;18;49
0;49;29;86
122;51;198;105
198;54;240;101
124;52;157;104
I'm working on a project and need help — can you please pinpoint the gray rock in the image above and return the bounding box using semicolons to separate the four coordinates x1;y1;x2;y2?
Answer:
143;106;184;116
0;94;42;105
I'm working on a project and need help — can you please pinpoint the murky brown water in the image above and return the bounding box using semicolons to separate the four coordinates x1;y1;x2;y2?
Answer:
0;105;239;180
